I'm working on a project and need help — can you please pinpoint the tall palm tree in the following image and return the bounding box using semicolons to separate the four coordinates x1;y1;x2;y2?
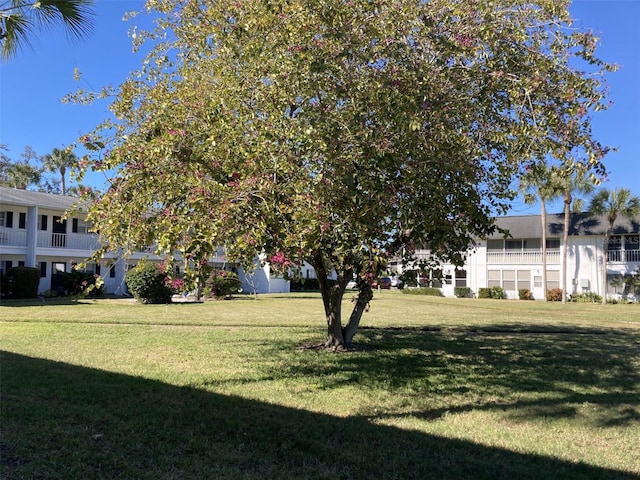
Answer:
520;164;563;301
588;188;640;304
42;146;77;195
0;0;95;61
558;164;595;303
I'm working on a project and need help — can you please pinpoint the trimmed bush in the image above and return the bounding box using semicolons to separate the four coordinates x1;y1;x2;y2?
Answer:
547;288;563;302
402;287;443;297
478;286;505;299
454;286;472;298
518;288;534;300
205;269;242;299
478;288;491;299
125;261;173;304
2;266;40;299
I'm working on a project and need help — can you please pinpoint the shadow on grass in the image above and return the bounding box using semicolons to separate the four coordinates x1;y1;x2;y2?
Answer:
2;351;638;480
274;325;640;428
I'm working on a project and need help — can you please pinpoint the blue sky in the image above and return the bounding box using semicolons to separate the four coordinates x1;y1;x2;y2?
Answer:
1;0;639;214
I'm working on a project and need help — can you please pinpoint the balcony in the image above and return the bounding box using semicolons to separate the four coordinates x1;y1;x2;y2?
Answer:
607;249;640;263
37;232;100;251
0;228;27;247
487;250;560;265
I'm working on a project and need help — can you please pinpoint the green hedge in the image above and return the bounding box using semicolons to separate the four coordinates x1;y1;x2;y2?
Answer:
402;287;443;297
205;270;242;299
1;266;40;299
454;287;472;298
478;286;505;299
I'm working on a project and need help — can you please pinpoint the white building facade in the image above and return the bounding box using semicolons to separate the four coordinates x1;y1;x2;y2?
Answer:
403;213;640;300
0;187;290;296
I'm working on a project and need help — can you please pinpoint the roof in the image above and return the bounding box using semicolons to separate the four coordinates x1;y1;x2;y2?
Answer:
0;186;81;211
491;212;640;238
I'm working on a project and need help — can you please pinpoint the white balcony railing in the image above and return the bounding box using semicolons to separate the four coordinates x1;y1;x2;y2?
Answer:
607;249;640;263
37;232;100;250
487;250;561;265
0;228;28;247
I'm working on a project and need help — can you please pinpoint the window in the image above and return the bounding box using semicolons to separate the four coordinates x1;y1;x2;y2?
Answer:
109;265;117;278
40;262;47;278
533;275;542;288
505;239;522;250
488;270;501;287
517;270;531;290
72;218;92;234
608;235;623;250
546;238;560;249
455;269;467;287
546;271;560;290
39;215;48;231
503;270;516;291
0;211;13;228
19;212;26;229
487;239;503;251
625;235;639;250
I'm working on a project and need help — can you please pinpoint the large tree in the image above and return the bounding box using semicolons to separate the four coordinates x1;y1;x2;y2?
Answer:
74;0;613;348
0;0;95;61
588;188;640;304
520;163;563;301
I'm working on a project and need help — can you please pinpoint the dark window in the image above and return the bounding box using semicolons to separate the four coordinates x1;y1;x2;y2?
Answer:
40;215;48;231
110;265;116;278
95;264;101;275
40;262;47;277
18;261;25;267
72;218;78;233
5;211;13;228
19;212;26;229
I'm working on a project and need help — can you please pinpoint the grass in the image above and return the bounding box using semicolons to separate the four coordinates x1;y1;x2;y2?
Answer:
1;291;639;479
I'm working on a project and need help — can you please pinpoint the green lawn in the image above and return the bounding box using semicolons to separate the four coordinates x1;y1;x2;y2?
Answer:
1;292;639;479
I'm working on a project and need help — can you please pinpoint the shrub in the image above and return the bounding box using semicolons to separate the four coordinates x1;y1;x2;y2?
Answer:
490;286;505;299
478;286;505;299
402;287;443;297
478;288;491;299
570;291;602;303
125;261;173;304
518;288;534;300
547;288;564;302
59;270;105;297
454;286;472;298
205;270;242;299
2;266;40;299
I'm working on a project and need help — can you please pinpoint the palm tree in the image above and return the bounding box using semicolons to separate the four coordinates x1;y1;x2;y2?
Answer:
520;164;563;301
588;188;640;304
42;147;77;195
0;0;95;61
558;164;595;303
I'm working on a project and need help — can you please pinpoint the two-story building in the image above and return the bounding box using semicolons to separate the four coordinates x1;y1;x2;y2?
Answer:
409;213;640;300
0;187;290;296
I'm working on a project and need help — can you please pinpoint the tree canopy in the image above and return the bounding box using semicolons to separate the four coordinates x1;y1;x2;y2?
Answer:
73;0;615;347
0;0;95;61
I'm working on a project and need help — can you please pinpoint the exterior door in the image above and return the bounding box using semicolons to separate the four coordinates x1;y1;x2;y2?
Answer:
52;216;67;247
51;262;66;295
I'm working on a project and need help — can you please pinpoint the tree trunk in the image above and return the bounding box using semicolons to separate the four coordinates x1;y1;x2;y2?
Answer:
541;201;547;301
602;229;611;305
562;190;571;304
312;252;371;349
